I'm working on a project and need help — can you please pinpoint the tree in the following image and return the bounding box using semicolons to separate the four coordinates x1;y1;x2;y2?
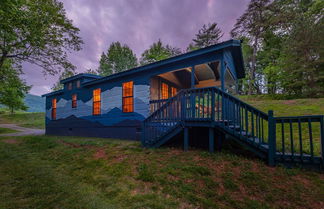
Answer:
231;0;271;94
0;60;30;113
84;68;98;75
97;42;137;76
0;0;83;75
51;69;75;91
275;0;324;97
188;23;224;51
140;39;182;65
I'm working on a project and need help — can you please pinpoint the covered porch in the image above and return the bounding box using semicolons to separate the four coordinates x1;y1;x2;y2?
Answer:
149;60;237;112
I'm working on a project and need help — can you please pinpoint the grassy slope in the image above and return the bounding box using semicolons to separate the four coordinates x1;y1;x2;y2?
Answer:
0;112;44;129
0;135;323;209
239;96;324;116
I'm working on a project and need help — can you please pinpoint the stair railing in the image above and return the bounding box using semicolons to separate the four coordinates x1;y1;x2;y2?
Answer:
142;86;324;167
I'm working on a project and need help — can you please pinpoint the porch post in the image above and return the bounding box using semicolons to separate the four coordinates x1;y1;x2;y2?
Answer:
220;56;225;91
191;65;195;89
184;127;189;151
209;128;214;152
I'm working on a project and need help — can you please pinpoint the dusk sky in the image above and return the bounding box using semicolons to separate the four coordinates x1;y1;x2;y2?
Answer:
22;0;250;96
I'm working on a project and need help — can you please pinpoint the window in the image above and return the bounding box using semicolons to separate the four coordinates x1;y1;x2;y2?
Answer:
76;80;81;88
161;82;169;99
68;82;72;90
93;88;101;115
171;87;177;97
72;94;77;108
122;81;134;112
51;98;57;120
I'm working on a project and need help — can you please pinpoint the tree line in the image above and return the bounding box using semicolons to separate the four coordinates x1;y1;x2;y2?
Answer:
1;0;323;112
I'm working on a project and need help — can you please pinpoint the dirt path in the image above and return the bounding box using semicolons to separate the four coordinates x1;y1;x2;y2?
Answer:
0;124;44;136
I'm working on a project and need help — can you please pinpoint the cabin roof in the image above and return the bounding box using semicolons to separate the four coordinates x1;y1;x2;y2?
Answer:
83;39;244;87
42;39;244;97
42;89;64;97
60;73;102;84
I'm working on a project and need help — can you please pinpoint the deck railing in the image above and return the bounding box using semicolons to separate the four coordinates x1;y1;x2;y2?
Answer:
149;99;168;113
143;86;324;167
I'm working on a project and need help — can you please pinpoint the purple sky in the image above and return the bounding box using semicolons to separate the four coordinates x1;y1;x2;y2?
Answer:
22;0;249;96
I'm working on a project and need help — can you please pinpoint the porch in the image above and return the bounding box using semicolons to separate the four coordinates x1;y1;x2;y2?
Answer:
149;60;237;113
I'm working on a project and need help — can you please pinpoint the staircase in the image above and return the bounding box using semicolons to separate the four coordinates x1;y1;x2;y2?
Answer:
142;87;324;168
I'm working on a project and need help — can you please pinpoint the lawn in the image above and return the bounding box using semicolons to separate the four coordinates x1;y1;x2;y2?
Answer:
0;127;19;134
239;96;324;116
0;135;323;209
0;112;44;129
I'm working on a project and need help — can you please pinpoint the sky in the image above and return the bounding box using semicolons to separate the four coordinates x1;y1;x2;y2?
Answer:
22;0;250;96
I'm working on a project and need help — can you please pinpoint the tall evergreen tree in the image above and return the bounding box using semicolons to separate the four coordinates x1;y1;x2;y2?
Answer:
188;23;224;51
97;42;137;76
140;40;182;65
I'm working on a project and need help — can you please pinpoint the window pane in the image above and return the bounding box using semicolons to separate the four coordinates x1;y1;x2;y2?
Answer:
72;94;77;108
123;81;133;97
161;82;169;99
93;101;101;115
93;89;101;115
93;89;101;102
52;98;57;108
171;87;177;97
122;81;134;113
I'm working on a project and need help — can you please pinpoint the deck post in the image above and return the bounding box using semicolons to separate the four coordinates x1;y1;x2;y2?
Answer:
184;127;189;151
191;65;195;88
320;116;324;168
209;128;214;152
268;110;276;166
220;56;225;91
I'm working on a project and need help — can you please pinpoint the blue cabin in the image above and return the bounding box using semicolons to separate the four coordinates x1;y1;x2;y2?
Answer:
43;40;244;140
42;39;324;168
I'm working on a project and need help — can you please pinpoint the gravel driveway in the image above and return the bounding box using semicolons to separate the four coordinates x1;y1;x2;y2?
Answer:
0;124;44;136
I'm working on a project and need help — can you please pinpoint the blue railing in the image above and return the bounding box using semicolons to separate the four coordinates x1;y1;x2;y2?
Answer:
142;87;324;167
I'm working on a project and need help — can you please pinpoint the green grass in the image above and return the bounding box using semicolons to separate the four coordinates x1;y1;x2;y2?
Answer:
0;112;44;129
0;135;323;209
240;96;324;156
0;127;19;134
239;96;324;116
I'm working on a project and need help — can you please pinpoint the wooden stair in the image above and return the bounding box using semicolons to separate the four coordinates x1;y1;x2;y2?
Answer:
142;87;324;169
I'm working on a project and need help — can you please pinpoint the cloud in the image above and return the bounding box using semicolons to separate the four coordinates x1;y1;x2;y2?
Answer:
22;0;249;96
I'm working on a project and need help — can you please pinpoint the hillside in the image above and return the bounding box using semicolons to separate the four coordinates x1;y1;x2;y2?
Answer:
24;94;45;112
0;94;45;113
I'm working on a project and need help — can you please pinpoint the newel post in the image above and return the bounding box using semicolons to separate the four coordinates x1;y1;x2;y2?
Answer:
320;116;324;168
268;110;276;166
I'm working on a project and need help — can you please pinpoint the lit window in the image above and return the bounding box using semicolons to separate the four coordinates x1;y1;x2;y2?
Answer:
76;80;80;88
171;87;177;97
161;82;169;99
122;81;134;113
72;94;77;108
52;98;57;120
68;82;72;90
93;89;101;115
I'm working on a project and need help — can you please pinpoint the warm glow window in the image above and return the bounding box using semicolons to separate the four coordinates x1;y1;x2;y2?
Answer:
171;87;177;97
51;98;57;120
122;81;134;113
72;94;77;108
161;82;169;99
93;89;101;115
